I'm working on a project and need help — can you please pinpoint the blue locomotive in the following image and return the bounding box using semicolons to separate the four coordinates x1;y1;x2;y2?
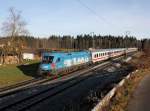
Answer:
38;51;91;75
38;48;137;75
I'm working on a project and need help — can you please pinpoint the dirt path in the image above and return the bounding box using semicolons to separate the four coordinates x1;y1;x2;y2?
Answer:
128;74;150;111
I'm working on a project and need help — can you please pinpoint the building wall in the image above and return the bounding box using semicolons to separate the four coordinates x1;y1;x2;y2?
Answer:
23;53;34;60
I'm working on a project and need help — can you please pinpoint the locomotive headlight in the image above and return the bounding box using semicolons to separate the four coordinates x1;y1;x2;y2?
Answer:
43;66;48;69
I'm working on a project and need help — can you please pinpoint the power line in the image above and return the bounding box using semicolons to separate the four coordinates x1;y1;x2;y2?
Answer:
75;0;127;35
75;0;114;26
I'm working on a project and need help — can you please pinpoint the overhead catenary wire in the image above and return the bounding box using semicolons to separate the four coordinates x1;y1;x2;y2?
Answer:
75;0;124;34
75;0;114;26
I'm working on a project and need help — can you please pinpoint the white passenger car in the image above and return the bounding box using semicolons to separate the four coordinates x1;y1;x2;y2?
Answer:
91;48;126;63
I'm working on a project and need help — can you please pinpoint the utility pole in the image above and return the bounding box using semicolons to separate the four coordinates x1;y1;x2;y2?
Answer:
125;31;131;37
89;32;95;49
124;31;131;48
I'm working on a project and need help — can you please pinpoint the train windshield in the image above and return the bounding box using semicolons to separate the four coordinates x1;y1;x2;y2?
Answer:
42;56;54;63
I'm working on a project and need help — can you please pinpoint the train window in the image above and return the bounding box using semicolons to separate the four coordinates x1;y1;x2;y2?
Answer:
42;56;54;63
94;54;97;58
56;58;60;63
97;54;98;57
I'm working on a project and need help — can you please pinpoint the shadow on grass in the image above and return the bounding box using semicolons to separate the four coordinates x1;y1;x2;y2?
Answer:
17;62;40;78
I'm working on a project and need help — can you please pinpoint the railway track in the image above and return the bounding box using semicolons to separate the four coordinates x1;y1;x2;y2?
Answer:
0;64;95;97
0;78;41;92
0;61;111;111
0;64;92;97
0;52;130;97
0;77;55;97
0;54;134;111
0;60;110;97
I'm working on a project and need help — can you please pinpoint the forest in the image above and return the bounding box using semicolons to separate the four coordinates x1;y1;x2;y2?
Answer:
0;35;143;51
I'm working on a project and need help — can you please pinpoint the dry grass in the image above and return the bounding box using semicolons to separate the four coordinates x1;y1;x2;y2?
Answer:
108;69;149;111
106;51;150;111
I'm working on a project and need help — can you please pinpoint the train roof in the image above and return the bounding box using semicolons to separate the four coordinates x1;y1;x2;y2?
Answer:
91;48;126;52
42;51;90;57
42;48;128;56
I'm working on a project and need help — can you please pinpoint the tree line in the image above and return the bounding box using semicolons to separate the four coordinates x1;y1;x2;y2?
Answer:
1;32;150;64
1;35;140;51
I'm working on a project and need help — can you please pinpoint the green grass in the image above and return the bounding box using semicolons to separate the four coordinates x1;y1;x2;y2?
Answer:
0;60;40;88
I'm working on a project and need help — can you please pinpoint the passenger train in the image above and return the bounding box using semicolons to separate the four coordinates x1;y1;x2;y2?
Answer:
38;48;137;75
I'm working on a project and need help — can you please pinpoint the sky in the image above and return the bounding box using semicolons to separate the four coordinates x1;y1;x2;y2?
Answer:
0;0;150;39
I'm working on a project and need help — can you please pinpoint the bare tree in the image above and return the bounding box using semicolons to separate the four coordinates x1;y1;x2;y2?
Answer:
2;7;28;37
1;7;29;63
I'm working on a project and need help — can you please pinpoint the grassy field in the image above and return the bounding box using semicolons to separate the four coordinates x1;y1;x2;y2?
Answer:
0;60;40;88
